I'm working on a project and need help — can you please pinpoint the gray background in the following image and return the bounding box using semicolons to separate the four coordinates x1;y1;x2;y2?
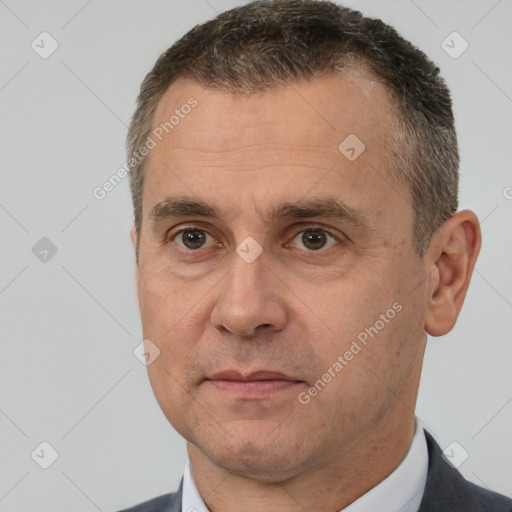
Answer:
0;0;511;510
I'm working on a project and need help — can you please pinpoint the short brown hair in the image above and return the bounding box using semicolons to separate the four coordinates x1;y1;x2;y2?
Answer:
126;0;459;256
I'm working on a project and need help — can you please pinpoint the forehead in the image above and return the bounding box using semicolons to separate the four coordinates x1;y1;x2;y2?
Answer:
143;72;409;230
151;71;392;154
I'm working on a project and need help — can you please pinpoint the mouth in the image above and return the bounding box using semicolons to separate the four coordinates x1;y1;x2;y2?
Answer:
204;369;304;398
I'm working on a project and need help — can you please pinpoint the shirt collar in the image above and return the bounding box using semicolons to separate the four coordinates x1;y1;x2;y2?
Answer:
182;419;428;512
182;459;209;512
341;419;428;512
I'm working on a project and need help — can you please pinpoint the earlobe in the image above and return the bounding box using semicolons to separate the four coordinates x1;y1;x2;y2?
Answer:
424;210;481;337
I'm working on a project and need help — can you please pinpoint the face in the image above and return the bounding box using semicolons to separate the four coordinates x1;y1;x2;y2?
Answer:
135;72;430;480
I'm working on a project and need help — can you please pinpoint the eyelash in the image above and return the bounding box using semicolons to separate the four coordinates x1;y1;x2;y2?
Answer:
167;224;343;253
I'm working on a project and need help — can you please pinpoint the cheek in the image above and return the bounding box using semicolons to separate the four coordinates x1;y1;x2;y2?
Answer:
302;265;412;388
312;272;390;344
302;304;413;434
139;258;203;328
145;359;201;441
137;268;206;384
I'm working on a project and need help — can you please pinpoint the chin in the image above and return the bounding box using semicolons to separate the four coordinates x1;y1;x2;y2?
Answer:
196;419;306;479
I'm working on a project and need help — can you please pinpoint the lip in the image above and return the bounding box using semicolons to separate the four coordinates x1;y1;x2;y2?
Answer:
207;370;300;381
205;370;304;398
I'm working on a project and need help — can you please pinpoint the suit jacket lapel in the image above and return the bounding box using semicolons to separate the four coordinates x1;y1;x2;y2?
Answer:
419;431;482;512
168;477;183;512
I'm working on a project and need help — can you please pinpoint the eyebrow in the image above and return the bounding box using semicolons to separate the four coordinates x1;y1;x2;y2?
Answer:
149;196;375;231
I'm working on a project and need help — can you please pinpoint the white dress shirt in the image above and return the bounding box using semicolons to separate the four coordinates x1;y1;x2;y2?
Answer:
182;419;428;512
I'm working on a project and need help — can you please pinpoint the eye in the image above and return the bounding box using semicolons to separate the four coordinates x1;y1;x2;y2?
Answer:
289;228;339;251
172;228;217;250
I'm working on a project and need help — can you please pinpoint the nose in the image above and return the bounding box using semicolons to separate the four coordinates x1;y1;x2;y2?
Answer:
210;249;287;337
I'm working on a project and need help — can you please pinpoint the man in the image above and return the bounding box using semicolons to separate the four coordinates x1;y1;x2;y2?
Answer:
119;1;512;511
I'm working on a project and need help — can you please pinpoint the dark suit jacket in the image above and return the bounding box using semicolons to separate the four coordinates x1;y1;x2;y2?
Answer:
117;431;512;512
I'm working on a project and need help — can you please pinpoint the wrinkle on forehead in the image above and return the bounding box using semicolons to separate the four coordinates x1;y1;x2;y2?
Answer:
151;72;393;149
144;72;408;235
158;143;343;174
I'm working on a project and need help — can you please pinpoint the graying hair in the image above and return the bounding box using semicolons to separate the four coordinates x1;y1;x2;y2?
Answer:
126;0;458;257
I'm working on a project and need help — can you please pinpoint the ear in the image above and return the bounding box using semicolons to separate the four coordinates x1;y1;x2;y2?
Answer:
424;210;481;337
130;225;141;310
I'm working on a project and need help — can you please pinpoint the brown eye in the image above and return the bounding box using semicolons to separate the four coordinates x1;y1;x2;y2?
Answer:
290;228;338;251
302;230;327;250
175;229;213;250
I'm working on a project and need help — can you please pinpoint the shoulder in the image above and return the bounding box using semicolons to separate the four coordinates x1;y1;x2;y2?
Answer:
464;481;512;511
421;431;512;512
116;491;179;512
